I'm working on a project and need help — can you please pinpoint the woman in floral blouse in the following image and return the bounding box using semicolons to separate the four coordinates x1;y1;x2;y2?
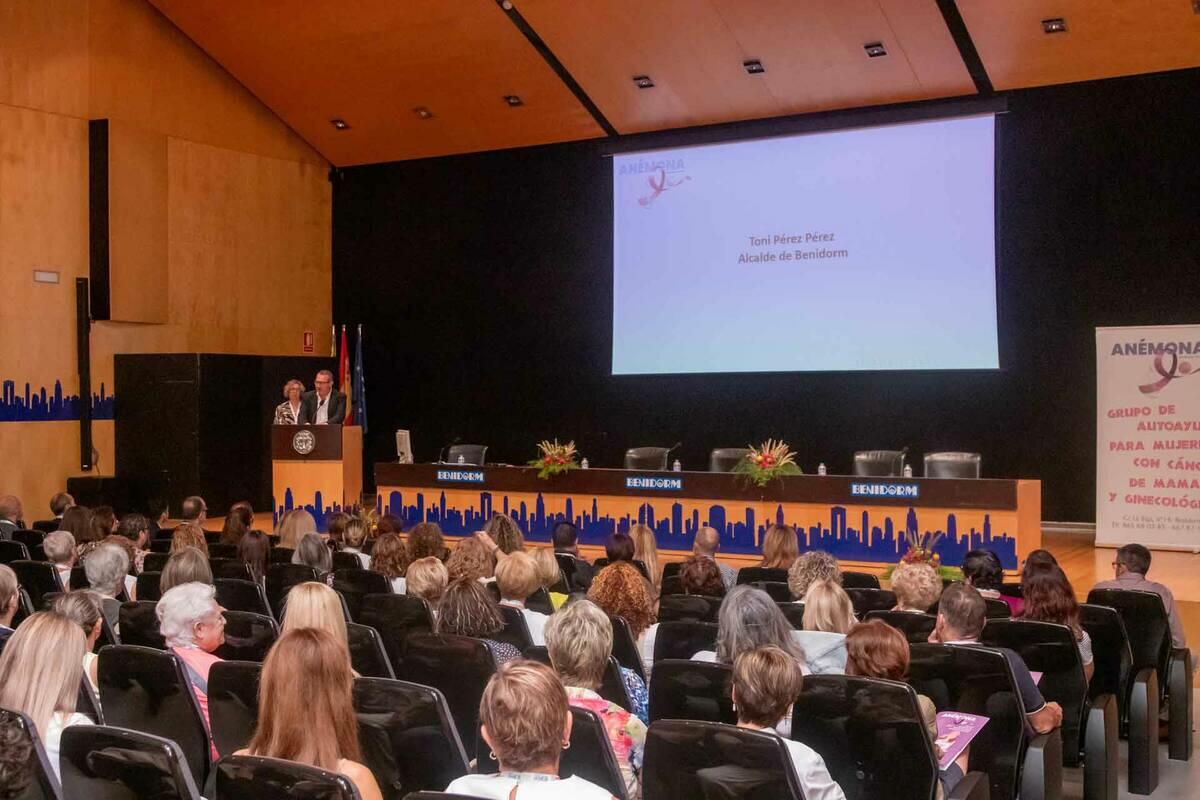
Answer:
273;379;305;425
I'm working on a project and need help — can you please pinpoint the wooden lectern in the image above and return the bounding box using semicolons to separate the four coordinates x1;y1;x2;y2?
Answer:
271;425;362;516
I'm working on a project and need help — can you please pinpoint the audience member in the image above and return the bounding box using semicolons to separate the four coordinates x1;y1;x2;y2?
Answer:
114;513;150;574
219;503;252;546
371;532;409;593
437;578;520;664
678;554;725;597
50;590;104;691
44;491;74;530
695;586;805;670
797;579;854;674
341;518;371;568
407;557;449;608
890;562;943;612
545;600;647;795
445;660;614;799
0;711;33;800
532;547;568;608
1021;549;1059;575
238;628;383;800
0;566;18;650
496;552;549;646
157;582;226;753
1020;567;1094;682
587;561;656;656
730;646;845;800
1093;542;1186;647
276;508;317;549
181;495;207;525
60;506;93;558
292;532;333;581
146;497;170;539
407;521;447;561
553;521;594;589
90;506;118;542
84;544;128;628
930;583;1062;734
160;547;214;594
237;530;271;584
604;532;636;565
282;582;351;662
693;526;737;590
326;512;352;546
788;551;841;601
171;522;209;557
0;497;22;540
43;531;76;590
447;535;496;582
375;513;404;536
759;524;800;570
486;513;525;554
962;549;1022;615
629;524;661;596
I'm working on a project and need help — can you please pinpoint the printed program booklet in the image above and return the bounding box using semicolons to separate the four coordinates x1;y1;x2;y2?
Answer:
935;712;989;770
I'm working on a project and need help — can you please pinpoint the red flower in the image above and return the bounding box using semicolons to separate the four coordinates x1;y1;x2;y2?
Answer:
543;456;552;465
555;456;565;465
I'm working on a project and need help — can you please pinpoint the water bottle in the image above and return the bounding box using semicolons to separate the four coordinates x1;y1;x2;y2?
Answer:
817;462;827;476
581;458;589;470
457;454;465;465
903;464;913;478
672;459;682;472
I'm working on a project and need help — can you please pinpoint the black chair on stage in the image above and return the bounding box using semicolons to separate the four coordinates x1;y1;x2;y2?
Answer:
494;605;534;652
210;558;252;581
981;618;1118;800
793;674;990;800
853;450;906;477
0;540;29;563
61;725;201;800
215;755;358;800
97;645;210;790
1087;589;1192;771
399;632;496;744
360;594;434;673
736;566;788;585
624;447;670;471
265;563;318;613
842;570;882;589
143;551;171;572
524;645;634;713
269;546;295;564
643;719;804;800
648;660;734;724
348;622;395;679
658;594;721;623
0;707;64;800
149;539;173;554
332;551;363;572
846;587;897;616
865;609;937;643
136;571;162;601
709;447;751;473
925;452;983;478
777;601;805;629
908;642;1062;800
609;615;647;682
333;568;391;621
216;610;279;662
215;577;272;616
10;559;64;607
119;601;166;649
445;444;487;466
476;707;629;799
353;677;469;799
653;620;718;662
209;660;262;758
983;598;1012;619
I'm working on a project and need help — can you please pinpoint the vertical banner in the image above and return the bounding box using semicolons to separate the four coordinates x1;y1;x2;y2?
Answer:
1096;325;1200;548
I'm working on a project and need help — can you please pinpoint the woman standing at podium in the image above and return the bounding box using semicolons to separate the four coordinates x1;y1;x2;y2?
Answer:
273;379;305;425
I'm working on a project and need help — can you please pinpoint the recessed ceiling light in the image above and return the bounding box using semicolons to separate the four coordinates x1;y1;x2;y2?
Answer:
633;75;654;89
504;95;523;107
413;107;433;120
330;118;350;130
743;59;765;75
1041;17;1067;33
864;42;887;58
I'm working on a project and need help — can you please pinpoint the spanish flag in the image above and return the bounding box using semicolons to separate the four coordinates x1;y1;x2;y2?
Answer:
338;325;354;425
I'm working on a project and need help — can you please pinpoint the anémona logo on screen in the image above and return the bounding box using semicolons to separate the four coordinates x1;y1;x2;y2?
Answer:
619;158;691;208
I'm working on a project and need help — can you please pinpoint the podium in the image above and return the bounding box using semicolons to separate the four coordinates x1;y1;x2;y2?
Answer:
271;425;362;521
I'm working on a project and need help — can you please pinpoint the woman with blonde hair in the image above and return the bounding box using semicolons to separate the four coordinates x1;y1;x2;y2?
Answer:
446;660;614;799
446;535;496;583
890;562;943;613
787;550;841;601
629;524;661;595
273;379;305;425
50;591;104;691
407;557;449;607
485;513;525;555
796;579;856;674
437;578;520;665
171;522;209;557
341;518;371;569
282;582;349;654
238;628;382;800
759;524;800;570
0;612;90;781
531;548;568;608
160;546;214;594
371;532;410;593
277;508;317;549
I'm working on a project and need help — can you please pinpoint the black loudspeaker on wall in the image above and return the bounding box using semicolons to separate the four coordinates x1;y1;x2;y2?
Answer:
75;277;93;471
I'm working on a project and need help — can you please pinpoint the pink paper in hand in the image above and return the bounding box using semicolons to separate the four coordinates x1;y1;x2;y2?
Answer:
935;711;989;771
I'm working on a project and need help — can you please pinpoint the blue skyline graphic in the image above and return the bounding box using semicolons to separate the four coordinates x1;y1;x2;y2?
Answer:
274;488;346;532
0;379;114;422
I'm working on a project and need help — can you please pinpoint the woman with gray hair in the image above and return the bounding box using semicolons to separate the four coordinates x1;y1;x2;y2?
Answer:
157;582;225;753
293;532;334;584
83;544;129;629
273;379;305;425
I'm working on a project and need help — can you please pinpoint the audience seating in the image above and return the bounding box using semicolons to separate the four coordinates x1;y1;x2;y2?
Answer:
149;539;173;554
608;615;647;682
924;452;983;478
864;609;937;643
657;593;721;623
10;559;64;607
204;531;221;545
215;577;273;616
981;619;1118;800
215;610;279;662
846;587;897;616
661;562;682;583
96;646;211;790
661;571;724;598
119;601;167;649
777;601;805;629
494;604;534;652
554;552;579;589
11;587;34;628
476;707;629;799
653;620;718;662
333;568;391;621
0;539;30;563
78;676;105;723
22;524;52;538
983;598;1012;619
648;660;735;724
136;571;163;601
210;558;253;581
594;558;652;582
208;660;263;758
792;674;990;800
708;447;752;473
60;725;202;800
642;718;804;800
526;586;555;615
207;543;238;559
523;645;634;713
269;546;295;564
841;570;882;589
624;446;670;471
348;622;395;679
399;632;496;744
265;563;319;614
143;551;171;572
749;581;791;602
908;642;1061;800
215;754;359;800
359;594;434;673
853;450;906;477
332;551;363;572
0;707;64;800
736;566;788;585
353;677;469;799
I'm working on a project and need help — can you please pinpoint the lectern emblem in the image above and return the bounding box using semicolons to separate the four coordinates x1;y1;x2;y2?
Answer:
292;429;317;455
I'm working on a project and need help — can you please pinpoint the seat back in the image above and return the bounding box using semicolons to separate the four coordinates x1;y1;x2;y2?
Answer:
0;540;30;563
60;725;201;800
0;707;64;800
215;754;359;799
494;605;534;652
214;578;272;616
983;598;1012;619
523;645;634;713
347;622;395;678
527;586;556;614
208;660;263;758
352;677;468;799
78;677;105;723
269;546;295;564
864;610;937;643
1080;603;1134;719
136;571;162;602
332;568;390;621
924;452;982;479
658;594;721;623
1086;588;1171;685
330;551;359;572
852;450;906;477
709;448;751;473
907;642;1026;800
209;558;252;581
215;611;279;662
265;563;319;614
554;553;578;588
749;581;791;602
845;588;897;616
735;566;788;585
608;615;647;681
96;646;210;789
648;660;735;724
359;594;434;672
841;571;881;589
661;561;682;582
149;539;172;554
399;632;496;743
792;674;938;800
207;544;238;559
445;444;487;466
9;560;63;607
118;601;166;649
643;719;803;799
653;620;719;662
14;528;47;546
143;552;170;572
624;447;670;471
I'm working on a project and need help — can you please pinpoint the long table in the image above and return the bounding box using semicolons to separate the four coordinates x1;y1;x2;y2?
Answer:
374;464;1040;570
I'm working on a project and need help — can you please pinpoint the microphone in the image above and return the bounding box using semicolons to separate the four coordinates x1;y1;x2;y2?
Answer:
438;436;461;465
666;441;682;456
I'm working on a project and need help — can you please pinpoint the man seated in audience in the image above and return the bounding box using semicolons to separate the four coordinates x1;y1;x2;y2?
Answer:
553;521;594;590
930;583;1063;734
180;495;207;527
43;531;76;591
34;491;74;532
495;551;549;646
694;525;737;591
0;496;22;540
1093;543;1186;648
0;566;19;651
729;646;846;800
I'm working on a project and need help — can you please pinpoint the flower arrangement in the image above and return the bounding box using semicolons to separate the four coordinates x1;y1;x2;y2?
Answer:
883;528;962;581
733;439;803;487
528;439;580;480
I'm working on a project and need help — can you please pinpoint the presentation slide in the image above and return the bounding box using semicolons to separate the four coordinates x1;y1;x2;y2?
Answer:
611;114;998;375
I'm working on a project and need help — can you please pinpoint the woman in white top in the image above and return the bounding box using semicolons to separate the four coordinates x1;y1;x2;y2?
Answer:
340;518;372;570
273;379;305;425
0;612;92;782
50;591;105;692
446;660;615;800
794;579;856;675
495;552;549;646
370;532;409;594
1019;566;1095;682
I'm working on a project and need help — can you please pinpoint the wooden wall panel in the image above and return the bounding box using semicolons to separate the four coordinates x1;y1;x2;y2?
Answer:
0;0;89;117
107;120;169;323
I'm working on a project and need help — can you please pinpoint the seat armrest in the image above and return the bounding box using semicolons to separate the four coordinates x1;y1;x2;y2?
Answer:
947;769;990;800
1083;693;1118;800
1128;667;1159;795
1168;647;1193;761
1020;728;1063;800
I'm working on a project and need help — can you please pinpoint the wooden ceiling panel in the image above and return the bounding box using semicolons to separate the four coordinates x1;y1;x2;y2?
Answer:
957;0;1200;90
517;0;976;133
147;0;604;165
